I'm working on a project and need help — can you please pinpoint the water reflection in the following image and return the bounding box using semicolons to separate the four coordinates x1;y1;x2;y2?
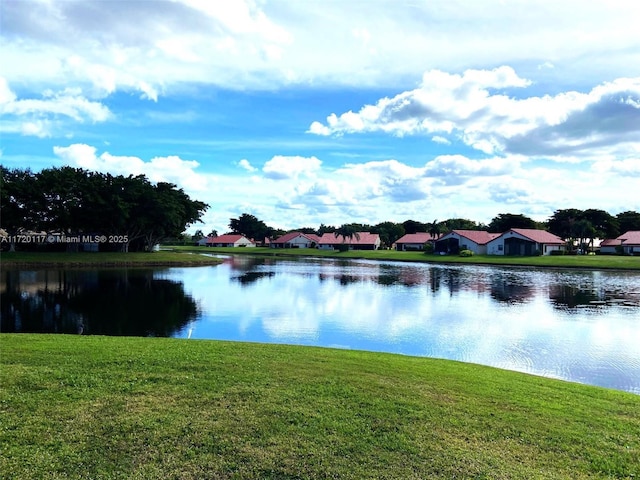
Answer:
2;258;640;393
1;269;198;336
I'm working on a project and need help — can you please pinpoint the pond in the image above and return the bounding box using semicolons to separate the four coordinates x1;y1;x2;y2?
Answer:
2;256;640;394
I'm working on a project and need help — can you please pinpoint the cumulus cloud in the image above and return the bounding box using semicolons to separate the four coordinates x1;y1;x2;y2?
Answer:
309;68;640;160
3;1;639;96
424;155;517;185
238;159;257;172
0;77;111;137
262;155;321;180
53;143;209;191
1;0;292;97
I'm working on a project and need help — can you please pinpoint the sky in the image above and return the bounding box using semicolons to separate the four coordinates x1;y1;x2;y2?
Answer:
1;0;640;235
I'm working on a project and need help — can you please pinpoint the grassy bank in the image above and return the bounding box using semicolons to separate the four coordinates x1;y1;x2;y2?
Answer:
2;247;639;271
171;245;640;270
0;251;222;268
2;334;638;479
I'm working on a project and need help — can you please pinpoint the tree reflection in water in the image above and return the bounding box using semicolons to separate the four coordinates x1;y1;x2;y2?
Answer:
1;269;198;336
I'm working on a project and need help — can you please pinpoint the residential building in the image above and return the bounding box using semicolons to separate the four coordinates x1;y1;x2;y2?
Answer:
206;234;255;247
271;232;321;248
317;232;381;250
487;228;565;256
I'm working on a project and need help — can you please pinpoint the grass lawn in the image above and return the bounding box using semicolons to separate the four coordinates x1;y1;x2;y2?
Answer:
0;250;222;268
1;334;639;479
170;245;640;271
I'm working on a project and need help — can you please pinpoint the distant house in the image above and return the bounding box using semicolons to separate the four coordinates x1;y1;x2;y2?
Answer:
600;231;640;255
395;233;436;251
435;230;500;255
487;228;565;256
206;234;255;247
317;232;381;250
271;232;321;249
196;237;209;246
598;238;621;254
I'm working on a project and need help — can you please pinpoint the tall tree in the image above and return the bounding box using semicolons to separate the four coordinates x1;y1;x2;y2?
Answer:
582;209;619;239
317;224;336;235
402;219;426;234
572;219;597;251
487;213;537;233
443;218;483;231
371;221;405;248
0;166;208;252
229;213;272;241
334;224;360;243
546;209;583;240
428;219;442;239
616;211;640;233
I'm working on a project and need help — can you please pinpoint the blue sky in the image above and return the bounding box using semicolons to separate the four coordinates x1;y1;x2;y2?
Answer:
1;1;639;234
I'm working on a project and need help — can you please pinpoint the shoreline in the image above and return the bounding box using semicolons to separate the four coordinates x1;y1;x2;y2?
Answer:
174;246;640;272
0;250;223;268
1;247;640;271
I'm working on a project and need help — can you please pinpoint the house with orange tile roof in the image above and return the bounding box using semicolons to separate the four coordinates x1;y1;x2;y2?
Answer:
599;231;640;255
395;232;437;251
487;228;565;256
435;230;501;255
317;232;381;250
271;231;321;248
206;234;255;247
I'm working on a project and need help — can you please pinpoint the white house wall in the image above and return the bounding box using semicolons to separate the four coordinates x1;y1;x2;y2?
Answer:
290;236;313;248
487;231;562;256
451;233;484;254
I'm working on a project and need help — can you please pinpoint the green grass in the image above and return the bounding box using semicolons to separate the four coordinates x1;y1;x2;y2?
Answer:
3;247;639;271
0;250;222;267
2;334;639;479
171;246;640;270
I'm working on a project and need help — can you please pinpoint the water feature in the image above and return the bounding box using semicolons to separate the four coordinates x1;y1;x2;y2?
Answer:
2;256;639;393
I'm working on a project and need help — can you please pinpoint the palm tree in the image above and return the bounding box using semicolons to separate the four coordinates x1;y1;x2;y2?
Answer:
334;224;360;247
428;219;441;240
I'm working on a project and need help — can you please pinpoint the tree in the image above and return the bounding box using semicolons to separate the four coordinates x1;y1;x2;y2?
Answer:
572;219;597;251
428;219;442;239
487;213;537;233
546;209;583;240
0;166;208;252
371;221;405;248
616;211;640;233
317;224;336;235
442;218;483;231
334;224;360;244
229;213;272;241
582;209;619;240
207;229;218;238
402;219;426;234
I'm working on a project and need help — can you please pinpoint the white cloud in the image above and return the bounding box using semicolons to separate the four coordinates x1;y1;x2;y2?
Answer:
431;136;451;145
2;1;639;95
309;68;640;160
53;143;209;192
238;159;257;172
424;155;517;184
262;155;321;180
0;77;111;137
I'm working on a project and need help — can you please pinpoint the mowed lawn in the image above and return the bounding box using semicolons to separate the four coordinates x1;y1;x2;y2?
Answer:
1;334;638;479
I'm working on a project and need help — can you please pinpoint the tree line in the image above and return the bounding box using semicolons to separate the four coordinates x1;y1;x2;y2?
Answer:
1;166;208;252
221;210;640;250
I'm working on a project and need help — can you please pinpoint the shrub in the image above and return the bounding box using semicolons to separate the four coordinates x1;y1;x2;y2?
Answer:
550;250;565;256
423;242;434;254
337;244;350;252
459;249;474;257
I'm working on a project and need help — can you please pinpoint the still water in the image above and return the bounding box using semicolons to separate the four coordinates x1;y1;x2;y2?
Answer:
2;256;640;394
